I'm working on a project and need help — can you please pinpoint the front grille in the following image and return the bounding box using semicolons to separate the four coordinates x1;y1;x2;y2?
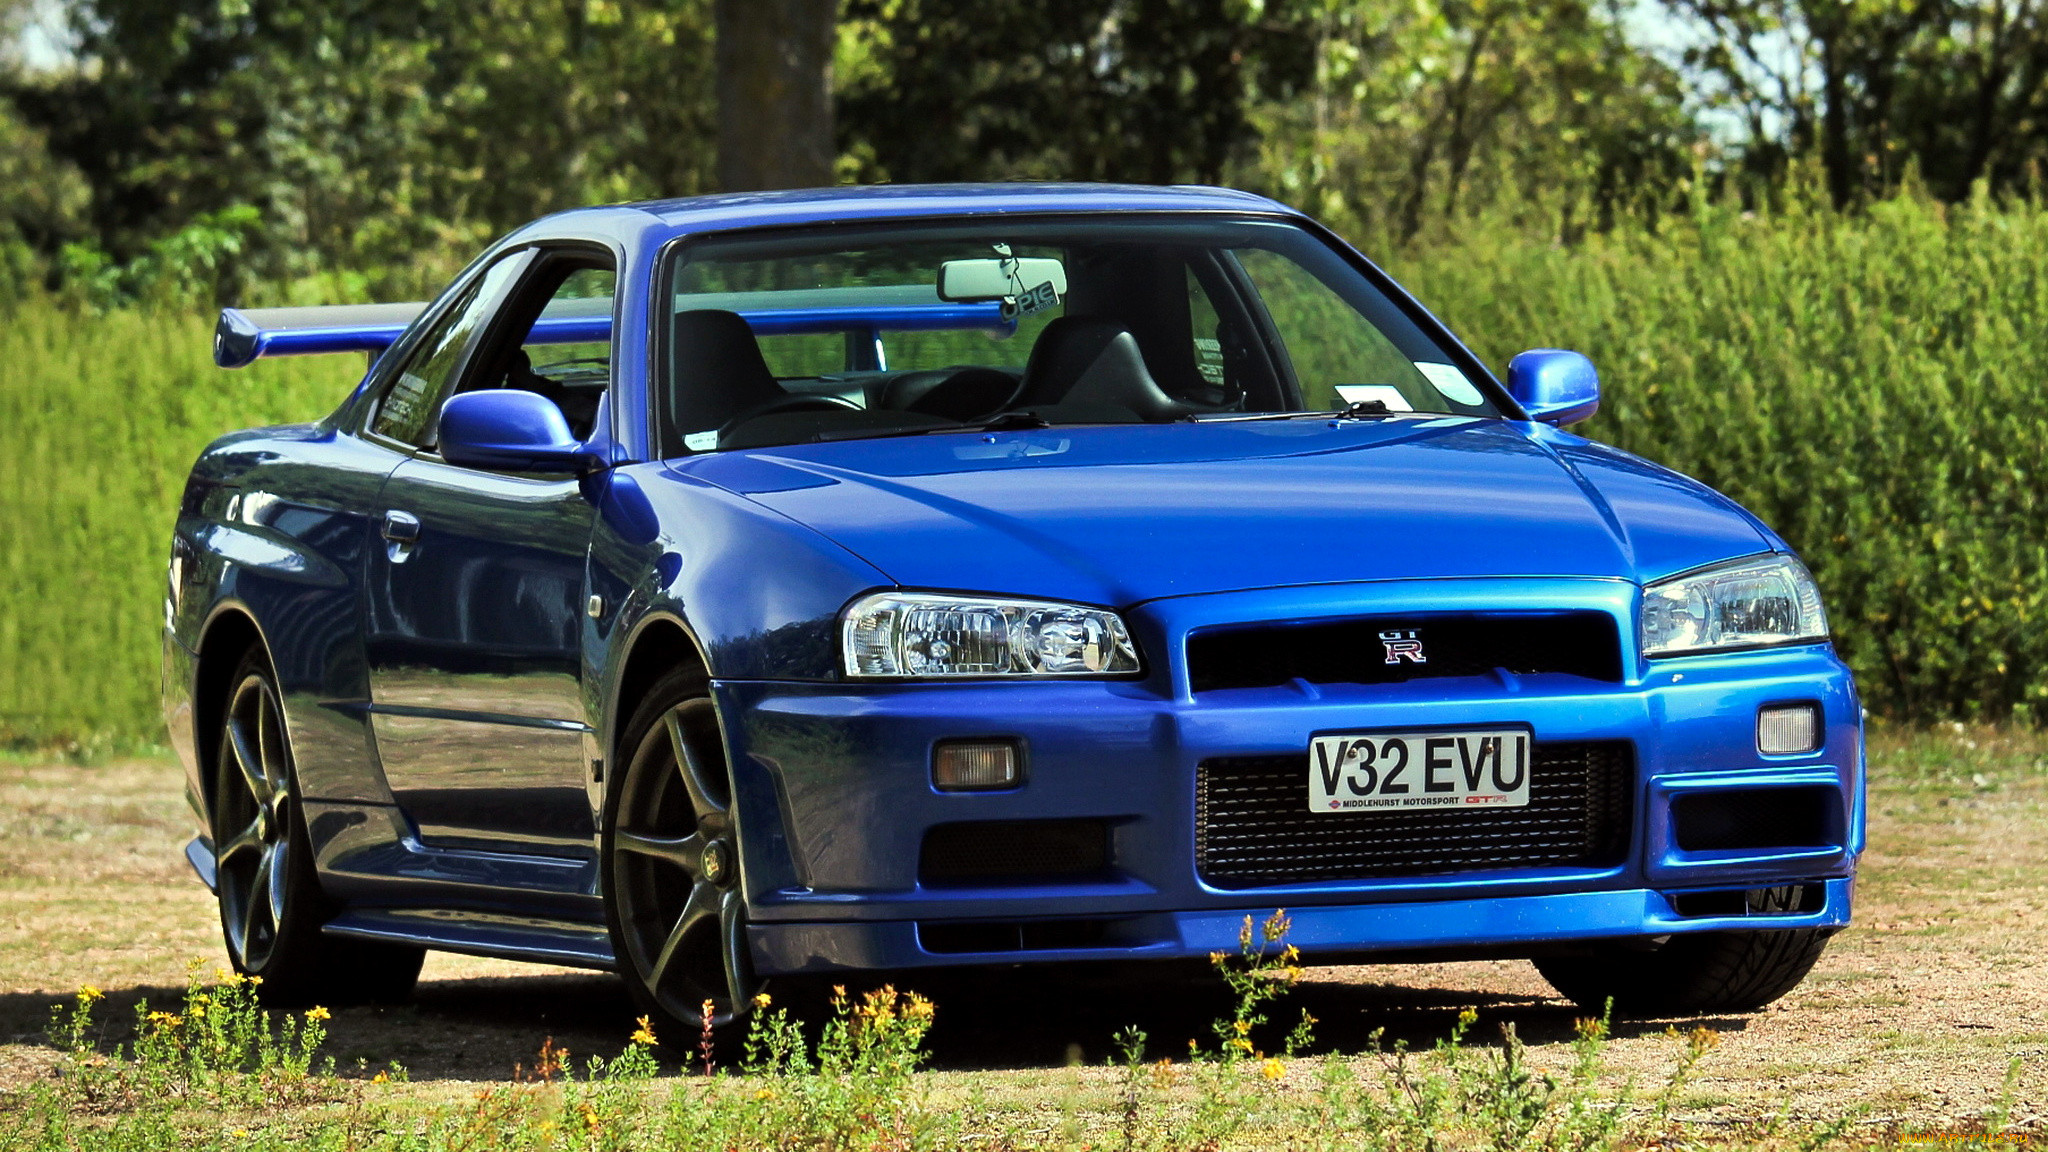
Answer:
1187;613;1622;694
1195;741;1633;888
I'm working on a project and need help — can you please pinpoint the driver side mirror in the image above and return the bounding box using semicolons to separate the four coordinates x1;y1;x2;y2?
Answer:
1506;349;1600;426
438;390;603;473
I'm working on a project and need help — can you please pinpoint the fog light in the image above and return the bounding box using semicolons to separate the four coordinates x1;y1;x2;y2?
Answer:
1757;704;1821;755
933;740;1021;790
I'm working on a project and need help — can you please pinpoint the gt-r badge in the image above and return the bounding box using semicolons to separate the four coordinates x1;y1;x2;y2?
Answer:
1380;629;1426;665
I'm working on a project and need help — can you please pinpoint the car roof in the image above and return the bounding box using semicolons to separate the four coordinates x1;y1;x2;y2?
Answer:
526;182;1304;243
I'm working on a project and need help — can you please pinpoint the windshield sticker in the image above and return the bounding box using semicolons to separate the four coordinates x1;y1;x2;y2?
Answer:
1335;384;1414;411
683;430;719;452
1416;362;1483;405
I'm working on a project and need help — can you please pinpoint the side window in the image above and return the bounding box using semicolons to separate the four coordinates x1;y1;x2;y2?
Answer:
369;256;528;447
1233;248;1433;412
468;258;616;441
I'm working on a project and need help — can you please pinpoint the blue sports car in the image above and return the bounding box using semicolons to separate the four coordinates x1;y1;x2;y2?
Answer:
165;183;1862;1032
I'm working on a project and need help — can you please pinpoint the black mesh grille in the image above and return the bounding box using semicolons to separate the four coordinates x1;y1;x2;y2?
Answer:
919;819;1110;887
1188;614;1622;694
1195;741;1633;888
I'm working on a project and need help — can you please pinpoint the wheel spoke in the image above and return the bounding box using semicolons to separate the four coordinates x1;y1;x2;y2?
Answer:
663;703;729;820
240;847;275;959
265;839;291;925
218;814;267;863
649;880;720;990
226;712;271;807
615;828;702;872
718;888;753;1010
256;688;289;799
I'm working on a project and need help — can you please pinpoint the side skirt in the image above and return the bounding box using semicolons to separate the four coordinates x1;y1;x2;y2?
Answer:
322;908;616;971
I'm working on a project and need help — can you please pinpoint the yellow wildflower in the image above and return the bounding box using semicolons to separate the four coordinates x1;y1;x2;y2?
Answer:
304;1005;331;1022
755;1088;775;1101
248;975;263;986
1228;1037;1254;1052
751;992;772;1009
630;1015;659;1046
1261;1057;1285;1081
146;1011;182;1028
371;1071;389;1085
77;986;102;1003
1233;1019;1252;1034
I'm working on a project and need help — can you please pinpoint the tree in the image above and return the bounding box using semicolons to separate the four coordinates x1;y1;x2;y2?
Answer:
1671;0;2048;203
837;0;1319;186
716;0;838;191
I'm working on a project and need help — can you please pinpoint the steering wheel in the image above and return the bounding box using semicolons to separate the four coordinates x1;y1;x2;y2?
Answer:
717;393;863;440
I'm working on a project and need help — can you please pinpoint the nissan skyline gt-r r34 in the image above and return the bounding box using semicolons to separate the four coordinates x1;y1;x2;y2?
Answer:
164;183;1863;1032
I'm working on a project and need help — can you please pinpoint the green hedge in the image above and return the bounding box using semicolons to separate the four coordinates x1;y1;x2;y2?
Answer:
0;306;356;750
4;192;2044;744
1390;192;2048;720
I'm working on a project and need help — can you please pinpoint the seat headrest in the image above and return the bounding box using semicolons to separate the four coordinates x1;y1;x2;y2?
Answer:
1017;316;1194;422
667;309;785;440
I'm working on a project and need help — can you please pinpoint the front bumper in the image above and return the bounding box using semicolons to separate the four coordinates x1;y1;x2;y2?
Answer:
718;579;1864;976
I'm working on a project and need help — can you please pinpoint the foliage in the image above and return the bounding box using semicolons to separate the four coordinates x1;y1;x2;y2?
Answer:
6;0;715;285
5;186;2048;745
1243;0;1699;245
838;0;1320;186
1669;0;2048;205
2;945;1891;1151
0;299;358;751
1391;183;2048;720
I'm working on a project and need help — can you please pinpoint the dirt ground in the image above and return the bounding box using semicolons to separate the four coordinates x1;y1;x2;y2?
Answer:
0;728;2042;1135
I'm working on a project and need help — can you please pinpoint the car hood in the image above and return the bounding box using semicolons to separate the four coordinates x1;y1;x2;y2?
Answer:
670;417;1773;608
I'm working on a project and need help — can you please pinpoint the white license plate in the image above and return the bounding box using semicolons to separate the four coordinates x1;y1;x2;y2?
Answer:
1307;729;1531;813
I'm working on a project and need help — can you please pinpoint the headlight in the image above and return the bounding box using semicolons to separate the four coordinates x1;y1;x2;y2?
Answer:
1641;554;1829;658
842;592;1141;678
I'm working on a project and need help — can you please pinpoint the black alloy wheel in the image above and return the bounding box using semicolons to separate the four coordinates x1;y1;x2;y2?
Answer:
604;667;759;1036
211;646;423;1005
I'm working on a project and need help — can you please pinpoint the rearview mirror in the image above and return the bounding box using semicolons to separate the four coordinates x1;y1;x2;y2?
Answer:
438;390;602;473
938;257;1069;303
1506;349;1599;426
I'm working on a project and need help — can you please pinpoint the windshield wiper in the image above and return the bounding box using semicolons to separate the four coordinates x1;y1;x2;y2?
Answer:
805;409;1057;444
1191;400;1402;424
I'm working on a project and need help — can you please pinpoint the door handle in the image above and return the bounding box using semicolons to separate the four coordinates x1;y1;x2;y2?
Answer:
380;510;421;544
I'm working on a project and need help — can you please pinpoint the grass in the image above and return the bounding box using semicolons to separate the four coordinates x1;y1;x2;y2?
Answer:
1;926;1861;1151
1;727;2046;1147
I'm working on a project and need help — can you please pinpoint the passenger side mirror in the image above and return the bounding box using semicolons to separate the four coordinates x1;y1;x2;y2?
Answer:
438;390;603;473
1506;349;1600;426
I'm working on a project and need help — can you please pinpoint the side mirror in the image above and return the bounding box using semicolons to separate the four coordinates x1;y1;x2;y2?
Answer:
1506;349;1600;426
438;390;601;473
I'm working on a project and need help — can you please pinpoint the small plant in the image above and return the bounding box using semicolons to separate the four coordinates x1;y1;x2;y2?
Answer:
47;963;338;1113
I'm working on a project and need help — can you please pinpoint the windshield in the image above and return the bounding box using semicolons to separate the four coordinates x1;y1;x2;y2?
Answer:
655;216;1498;454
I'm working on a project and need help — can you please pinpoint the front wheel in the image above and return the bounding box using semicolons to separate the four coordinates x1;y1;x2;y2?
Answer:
1533;888;1831;1016
603;667;761;1042
211;647;424;1006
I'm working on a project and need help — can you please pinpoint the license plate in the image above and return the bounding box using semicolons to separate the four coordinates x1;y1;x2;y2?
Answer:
1307;729;1531;813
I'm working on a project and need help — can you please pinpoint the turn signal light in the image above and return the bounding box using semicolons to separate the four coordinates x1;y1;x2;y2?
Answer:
933;741;1021;791
1757;704;1821;755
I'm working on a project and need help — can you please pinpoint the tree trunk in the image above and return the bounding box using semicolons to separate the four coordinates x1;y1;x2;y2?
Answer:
715;0;838;192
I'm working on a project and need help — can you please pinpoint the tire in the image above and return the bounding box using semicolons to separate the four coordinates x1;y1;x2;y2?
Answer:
211;646;424;1006
602;665;762;1043
1533;886;1831;1016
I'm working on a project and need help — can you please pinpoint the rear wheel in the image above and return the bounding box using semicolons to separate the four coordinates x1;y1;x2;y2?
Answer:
603;667;761;1041
212;646;423;1005
1533;886;1831;1016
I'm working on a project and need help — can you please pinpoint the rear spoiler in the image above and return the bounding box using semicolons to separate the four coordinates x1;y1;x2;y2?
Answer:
214;291;1013;369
